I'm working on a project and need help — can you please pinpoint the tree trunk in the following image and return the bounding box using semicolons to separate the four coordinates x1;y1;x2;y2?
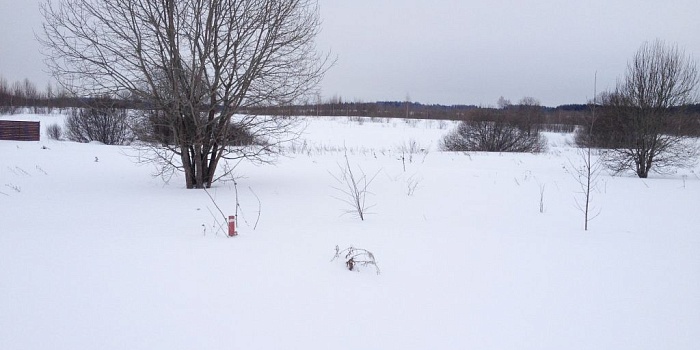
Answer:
637;158;650;178
204;149;220;189
193;145;204;188
183;145;217;189
181;147;195;189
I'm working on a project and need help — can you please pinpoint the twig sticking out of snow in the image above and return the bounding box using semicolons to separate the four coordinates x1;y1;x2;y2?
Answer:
329;154;379;221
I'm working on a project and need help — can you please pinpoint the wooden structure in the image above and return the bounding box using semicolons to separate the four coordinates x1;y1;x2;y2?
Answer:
0;120;40;141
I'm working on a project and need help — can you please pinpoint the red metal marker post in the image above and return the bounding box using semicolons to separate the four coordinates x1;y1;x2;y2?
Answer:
228;215;238;237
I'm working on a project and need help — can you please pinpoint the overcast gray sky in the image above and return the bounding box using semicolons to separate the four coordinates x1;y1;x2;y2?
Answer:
2;0;699;107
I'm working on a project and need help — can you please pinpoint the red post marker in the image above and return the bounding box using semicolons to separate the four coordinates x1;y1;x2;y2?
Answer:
228;215;237;237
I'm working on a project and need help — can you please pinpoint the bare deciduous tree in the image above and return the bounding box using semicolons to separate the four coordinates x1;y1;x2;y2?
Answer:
601;40;699;178
40;0;329;188
496;96;511;109
571;146;602;230
571;74;602;231
516;96;544;137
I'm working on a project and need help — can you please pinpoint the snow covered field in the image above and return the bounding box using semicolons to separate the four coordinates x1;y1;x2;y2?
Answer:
1;113;699;350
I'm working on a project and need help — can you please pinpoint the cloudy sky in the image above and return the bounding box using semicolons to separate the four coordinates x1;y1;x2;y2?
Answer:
2;0;699;107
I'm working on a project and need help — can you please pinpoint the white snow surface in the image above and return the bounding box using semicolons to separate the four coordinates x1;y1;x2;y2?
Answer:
1;113;699;350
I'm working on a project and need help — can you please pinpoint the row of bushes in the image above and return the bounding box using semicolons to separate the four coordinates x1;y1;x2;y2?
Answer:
439;104;699;156
53;104;556;154
47;104;258;147
49;102;696;169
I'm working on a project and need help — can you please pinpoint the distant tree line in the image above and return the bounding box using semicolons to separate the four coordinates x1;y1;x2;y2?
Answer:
0;75;150;114
0;76;69;114
251;98;611;134
4;74;700;141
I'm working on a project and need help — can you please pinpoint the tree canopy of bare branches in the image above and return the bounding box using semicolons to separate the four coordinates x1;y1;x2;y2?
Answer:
41;0;329;188
600;40;699;178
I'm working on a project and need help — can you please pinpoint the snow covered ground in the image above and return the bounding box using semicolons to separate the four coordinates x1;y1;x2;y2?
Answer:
1;113;699;350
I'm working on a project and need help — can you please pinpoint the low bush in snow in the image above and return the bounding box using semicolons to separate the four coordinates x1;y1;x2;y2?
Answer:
332;245;380;274
65;101;131;145
329;155;378;221
46;123;63;140
441;116;546;153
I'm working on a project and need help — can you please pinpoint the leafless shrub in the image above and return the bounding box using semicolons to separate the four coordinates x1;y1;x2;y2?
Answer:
397;138;428;171
406;175;421;196
402;118;419;127
329;155;379;221
65;102;130;145
398;138;425;159
441;109;546;153
332;245;380;274
46;123;62;140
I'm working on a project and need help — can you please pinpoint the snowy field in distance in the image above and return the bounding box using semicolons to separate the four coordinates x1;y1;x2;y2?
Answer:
1;113;699;350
